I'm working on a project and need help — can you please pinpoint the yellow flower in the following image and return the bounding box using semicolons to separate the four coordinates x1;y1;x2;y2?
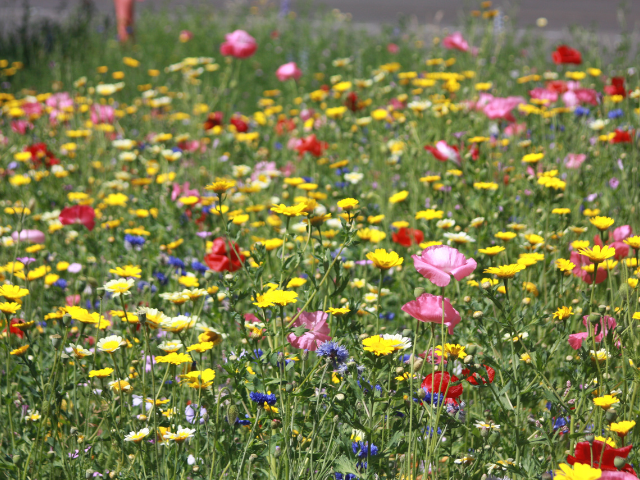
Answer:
520;353;532;363
484;264;526;279
494;231;517;242
556;258;576;272
623;236;640;249
522;153;544;163
104;193;128;207
590;216;615;231
181;369;216;388
253;289;298;307
610;420;636;437
326;307;351;316
415;209;444;221
205;179;236;194
629;278;639;289
286;277;307;288
524;234;544;245
389;190;409;204
553;463;602;480
10;345;29;356
478;246;505;256
593;395;619;410
362;335;402;356
109;265;142;278
0;284;30;301
271;203;308;217
178;276;199;288
0;302;21;314
156;352;193;365
366;249;403;270
553;306;574;321
109;379;132;392
89;368;114;378
552;208;571;215
578;245;616;263
337;198;359;211
186;342;214;353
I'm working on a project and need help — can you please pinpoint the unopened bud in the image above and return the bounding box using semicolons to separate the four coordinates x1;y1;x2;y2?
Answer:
585;434;595;444
473;311;483;319
616;325;625;335
488;432;500;445
285;383;293;392
522;297;531;305
274;446;282;457
50;334;62;348
414;287;425;297
588;313;601;325
466;344;477;355
85;470;94;479
271;419;281;429
402;328;413;338
599;304;607;313
417;388;426;399
464;355;474;364
395;367;404;375
301;350;309;361
413;358;424;371
463;295;471;303
335;393;345;402
541;473;553;480
614;456;627;469
227;405;239;425
297;434;304;444
605;410;618;423
333;415;340;423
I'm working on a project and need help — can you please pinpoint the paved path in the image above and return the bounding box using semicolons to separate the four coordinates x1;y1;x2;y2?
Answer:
0;0;638;33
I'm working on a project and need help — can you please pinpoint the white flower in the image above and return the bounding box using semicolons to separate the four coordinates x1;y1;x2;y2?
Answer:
408;100;432;112
164;425;196;443
97;335;125;353
436;219;456;229
124;428;150;443
68;343;93;358
112;139;136;150
443;232;475;245
103;278;135;297
96;82;125;96
588;119;609;131
158;340;183;353
344;172;364;184
381;334;412;350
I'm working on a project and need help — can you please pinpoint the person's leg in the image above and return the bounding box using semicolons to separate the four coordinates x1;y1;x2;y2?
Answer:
114;0;135;42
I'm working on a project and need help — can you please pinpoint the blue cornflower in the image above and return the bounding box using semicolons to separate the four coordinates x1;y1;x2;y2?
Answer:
575;106;590;117
168;256;185;269
124;234;145;246
335;474;358;480
191;261;208;274
352;441;378;459
316;342;349;365
154;272;168;285
253;348;264;359
553;417;569;431
608;109;624;119
249;392;277;406
52;278;67;289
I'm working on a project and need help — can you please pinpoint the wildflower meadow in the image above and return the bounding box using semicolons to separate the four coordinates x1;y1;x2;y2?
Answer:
1;2;640;479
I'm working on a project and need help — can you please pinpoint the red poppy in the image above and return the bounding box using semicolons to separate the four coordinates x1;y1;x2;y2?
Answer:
230;116;249;133
275;118;296;135
392;228;424;247
59;205;96;231
345;92;361;112
468;143;479;161
552;45;582;65
422;372;463;399
24;142;60;169
567;441;636;475
296;134;328;157
545;80;569;94
204;238;244;272
203;111;224;130
604;77;626;97
611;129;633;144
3;319;25;339
462;364;495;385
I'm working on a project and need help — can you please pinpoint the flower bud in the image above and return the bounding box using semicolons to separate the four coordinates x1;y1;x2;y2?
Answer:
271;419;281;429
227;405;238;425
85;470;94;479
333;415;340;423
301;350;309;361
49;334;62;349
402;328;413;338
605;410;618;423
616;325;625;335
277;352;284;363
466;344;477;355
541;473;553;480
488;432;500;445
285;383;293;392
463;295;471;303
464;355;474;364
414;287;425;297
413;358;424;371
274;446;282;457
522;297;531;305
588;313;601;325
335;394;345;401
417;388;426;399
585;434;595;444
599;304;607;313
473;311;483;319
614;456;627;470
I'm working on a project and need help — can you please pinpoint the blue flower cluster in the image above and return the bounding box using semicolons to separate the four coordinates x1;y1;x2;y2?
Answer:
316;341;349;365
352;441;378;469
249;391;277;406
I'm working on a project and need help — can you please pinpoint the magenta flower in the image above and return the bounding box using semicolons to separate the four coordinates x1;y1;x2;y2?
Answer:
220;30;257;59
401;293;461;335
287;311;331;351
568;315;617;350
442;32;469;52
564;153;587;169
411;245;477;287
276;62;302;82
11;229;45;244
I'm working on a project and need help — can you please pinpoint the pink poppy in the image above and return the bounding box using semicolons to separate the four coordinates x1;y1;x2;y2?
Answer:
22;102;43;116
387;43;399;54
91;104;116;124
529;88;558;103
11;229;45;244
570;251;607;285
220;30;257;59
593;227;632;260
11;120;32;135
66;295;81;306
401;293;461;335
171;182;199;202
59;205;96;231
276;62;302;82
442;32;469;52
564;153;586;169
287;311;331;351
424;141;461;165
483;96;526;122
411;245;477;287
568;315;617;350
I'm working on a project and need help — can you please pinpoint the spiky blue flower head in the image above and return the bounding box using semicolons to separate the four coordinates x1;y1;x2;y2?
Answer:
352;441;378;459
249;391;277;406
316;341;349;365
